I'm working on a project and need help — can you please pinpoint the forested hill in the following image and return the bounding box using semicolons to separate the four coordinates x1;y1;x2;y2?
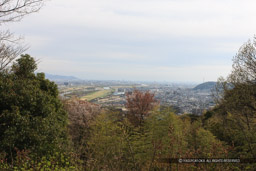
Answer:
45;73;80;81
193;81;217;91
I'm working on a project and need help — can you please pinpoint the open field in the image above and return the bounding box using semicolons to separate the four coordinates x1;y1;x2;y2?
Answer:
80;89;114;101
64;90;97;98
59;86;92;93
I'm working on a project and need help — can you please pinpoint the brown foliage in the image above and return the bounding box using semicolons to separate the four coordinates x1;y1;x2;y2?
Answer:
125;89;158;126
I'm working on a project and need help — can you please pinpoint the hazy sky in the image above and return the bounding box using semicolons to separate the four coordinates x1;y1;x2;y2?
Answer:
5;0;256;82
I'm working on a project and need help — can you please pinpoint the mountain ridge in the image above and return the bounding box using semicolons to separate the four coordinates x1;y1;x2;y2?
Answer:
193;81;217;91
44;73;80;81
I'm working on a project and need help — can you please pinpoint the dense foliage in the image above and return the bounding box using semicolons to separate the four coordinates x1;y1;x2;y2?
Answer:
63;97;101;161
202;38;256;170
1;39;256;170
126;90;157;126
84;108;232;170
0;55;68;164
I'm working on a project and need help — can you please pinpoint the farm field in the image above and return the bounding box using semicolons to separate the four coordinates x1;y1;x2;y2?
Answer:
59;86;91;93
80;89;114;101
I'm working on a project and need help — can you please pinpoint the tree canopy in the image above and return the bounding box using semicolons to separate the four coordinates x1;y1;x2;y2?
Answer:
229;37;256;84
0;54;68;161
126;90;157;126
203;37;256;170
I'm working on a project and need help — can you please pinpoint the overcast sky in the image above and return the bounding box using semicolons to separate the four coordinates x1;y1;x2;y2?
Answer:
5;0;256;82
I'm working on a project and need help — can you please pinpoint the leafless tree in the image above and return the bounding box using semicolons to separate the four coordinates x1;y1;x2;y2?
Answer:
0;31;26;71
0;0;45;71
0;0;45;24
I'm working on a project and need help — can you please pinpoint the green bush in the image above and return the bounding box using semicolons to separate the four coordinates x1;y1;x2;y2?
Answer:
0;54;68;161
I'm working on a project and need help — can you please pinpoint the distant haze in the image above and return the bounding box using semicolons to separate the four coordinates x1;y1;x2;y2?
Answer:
6;0;256;82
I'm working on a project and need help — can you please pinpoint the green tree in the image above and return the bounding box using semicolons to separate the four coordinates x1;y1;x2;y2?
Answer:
0;54;68;162
207;83;256;158
228;37;256;83
86;112;135;170
203;37;256;170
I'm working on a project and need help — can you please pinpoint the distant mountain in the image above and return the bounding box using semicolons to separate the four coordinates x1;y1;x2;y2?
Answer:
44;73;80;81
193;81;217;91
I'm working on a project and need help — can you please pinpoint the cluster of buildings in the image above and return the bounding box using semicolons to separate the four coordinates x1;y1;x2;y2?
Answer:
153;87;215;115
58;80;216;115
93;85;215;115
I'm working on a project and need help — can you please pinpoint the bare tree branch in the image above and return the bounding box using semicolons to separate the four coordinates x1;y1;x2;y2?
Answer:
0;0;46;71
0;30;27;71
0;0;45;24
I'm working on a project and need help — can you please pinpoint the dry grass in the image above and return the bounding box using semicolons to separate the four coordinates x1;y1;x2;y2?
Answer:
80;89;113;101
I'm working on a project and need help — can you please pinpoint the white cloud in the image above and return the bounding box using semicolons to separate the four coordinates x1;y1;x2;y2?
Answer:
6;0;255;81
25;35;53;50
12;0;256;38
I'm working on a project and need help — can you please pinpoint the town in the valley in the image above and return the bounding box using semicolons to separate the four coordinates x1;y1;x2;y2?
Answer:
56;79;216;115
